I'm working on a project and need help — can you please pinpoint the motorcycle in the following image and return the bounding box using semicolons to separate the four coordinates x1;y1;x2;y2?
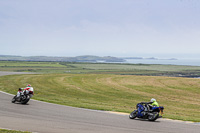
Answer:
11;90;33;104
129;102;164;121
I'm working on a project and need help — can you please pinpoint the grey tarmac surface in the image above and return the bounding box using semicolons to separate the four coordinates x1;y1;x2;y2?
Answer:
0;72;200;133
0;71;35;76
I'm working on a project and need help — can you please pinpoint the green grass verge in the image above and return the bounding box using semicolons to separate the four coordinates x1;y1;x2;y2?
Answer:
0;73;199;122
0;129;30;133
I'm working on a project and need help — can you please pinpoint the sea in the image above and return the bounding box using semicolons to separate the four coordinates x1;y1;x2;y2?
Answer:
124;58;200;66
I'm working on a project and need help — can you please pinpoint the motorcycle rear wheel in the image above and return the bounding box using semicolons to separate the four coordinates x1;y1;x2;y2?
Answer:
21;95;30;104
129;110;137;119
148;112;159;121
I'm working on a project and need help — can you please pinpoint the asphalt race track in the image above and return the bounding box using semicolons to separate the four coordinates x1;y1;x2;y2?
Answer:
0;72;199;133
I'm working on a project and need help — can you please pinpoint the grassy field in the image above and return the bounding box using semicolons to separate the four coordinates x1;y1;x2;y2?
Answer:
0;61;66;73
0;73;200;122
0;129;30;133
1;61;200;77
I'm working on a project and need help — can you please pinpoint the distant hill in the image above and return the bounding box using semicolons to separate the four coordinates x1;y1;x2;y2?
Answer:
0;55;125;62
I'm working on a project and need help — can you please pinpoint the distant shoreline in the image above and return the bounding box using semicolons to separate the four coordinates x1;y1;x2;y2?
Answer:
121;57;177;60
0;55;178;62
0;55;200;66
124;58;200;66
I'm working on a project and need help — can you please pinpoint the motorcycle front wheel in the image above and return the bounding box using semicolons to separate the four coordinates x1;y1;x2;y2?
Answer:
11;95;16;103
129;110;137;119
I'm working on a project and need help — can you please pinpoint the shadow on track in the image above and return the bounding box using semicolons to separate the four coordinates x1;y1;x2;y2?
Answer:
129;118;161;123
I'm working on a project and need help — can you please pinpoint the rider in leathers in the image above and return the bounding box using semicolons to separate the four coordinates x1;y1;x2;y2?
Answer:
23;84;34;98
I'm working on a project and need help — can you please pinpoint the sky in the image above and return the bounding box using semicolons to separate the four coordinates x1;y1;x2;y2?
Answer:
0;0;200;58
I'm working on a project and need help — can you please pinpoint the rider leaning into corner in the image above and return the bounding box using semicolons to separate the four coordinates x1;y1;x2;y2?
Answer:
23;84;34;98
147;98;159;111
150;98;159;107
16;84;34;99
139;98;159;115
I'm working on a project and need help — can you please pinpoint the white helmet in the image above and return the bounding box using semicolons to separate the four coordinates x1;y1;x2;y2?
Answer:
151;98;156;102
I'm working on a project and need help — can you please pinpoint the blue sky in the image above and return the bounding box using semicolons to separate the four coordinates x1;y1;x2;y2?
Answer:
0;0;200;58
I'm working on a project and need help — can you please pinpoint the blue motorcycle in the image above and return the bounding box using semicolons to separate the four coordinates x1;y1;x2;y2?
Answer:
129;102;164;121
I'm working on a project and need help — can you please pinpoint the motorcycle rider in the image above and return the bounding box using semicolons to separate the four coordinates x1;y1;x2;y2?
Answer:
150;98;159;107
149;98;163;118
136;98;159;117
23;84;34;98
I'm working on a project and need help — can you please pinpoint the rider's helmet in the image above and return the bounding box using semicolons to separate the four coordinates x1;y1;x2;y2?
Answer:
27;84;31;87
18;88;22;91
151;98;156;102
